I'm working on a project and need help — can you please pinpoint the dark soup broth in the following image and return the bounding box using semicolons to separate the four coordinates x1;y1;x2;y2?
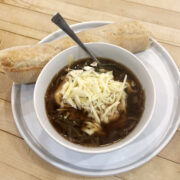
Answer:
45;58;145;147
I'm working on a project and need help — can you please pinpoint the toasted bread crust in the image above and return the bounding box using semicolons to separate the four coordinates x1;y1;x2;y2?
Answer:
5;68;42;84
0;21;150;84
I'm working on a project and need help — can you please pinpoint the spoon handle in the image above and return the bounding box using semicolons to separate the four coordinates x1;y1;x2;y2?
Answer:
51;13;99;64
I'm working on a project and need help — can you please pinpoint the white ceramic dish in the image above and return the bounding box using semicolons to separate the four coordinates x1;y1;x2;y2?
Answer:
34;42;155;154
11;21;180;176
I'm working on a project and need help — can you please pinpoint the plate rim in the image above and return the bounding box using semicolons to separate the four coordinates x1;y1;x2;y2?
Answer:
11;21;180;177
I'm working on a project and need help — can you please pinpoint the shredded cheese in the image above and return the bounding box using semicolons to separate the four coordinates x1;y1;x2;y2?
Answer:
55;66;127;129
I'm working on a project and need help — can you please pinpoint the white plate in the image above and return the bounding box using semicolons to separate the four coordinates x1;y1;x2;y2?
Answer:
11;21;180;177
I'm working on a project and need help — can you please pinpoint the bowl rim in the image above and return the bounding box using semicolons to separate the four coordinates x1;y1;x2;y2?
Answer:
34;42;156;154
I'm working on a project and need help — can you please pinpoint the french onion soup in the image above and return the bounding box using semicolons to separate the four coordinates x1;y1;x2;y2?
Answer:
45;58;145;147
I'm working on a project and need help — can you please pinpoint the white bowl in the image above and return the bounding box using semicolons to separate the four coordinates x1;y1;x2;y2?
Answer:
34;43;156;154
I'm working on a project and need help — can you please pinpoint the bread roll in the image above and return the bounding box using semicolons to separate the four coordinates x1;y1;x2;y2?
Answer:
0;21;150;84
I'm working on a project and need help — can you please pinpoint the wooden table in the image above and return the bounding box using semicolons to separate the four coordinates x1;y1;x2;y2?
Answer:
0;0;180;179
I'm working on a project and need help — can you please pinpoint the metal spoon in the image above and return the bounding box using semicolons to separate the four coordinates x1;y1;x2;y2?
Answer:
51;13;99;66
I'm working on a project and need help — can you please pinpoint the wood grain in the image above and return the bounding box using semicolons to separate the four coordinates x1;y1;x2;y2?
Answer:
61;0;180;29
160;42;180;69
0;130;180;180
0;29;37;50
0;161;39;180
0;2;56;33
0;99;20;136
0;0;179;179
0;73;12;101
159;132;180;164
0;3;77;39
0;19;47;40
1;0;180;48
118;157;180;180
0;130;122;180
126;0;180;12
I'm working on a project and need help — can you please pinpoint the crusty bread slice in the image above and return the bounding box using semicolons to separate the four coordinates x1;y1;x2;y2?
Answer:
0;21;150;84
